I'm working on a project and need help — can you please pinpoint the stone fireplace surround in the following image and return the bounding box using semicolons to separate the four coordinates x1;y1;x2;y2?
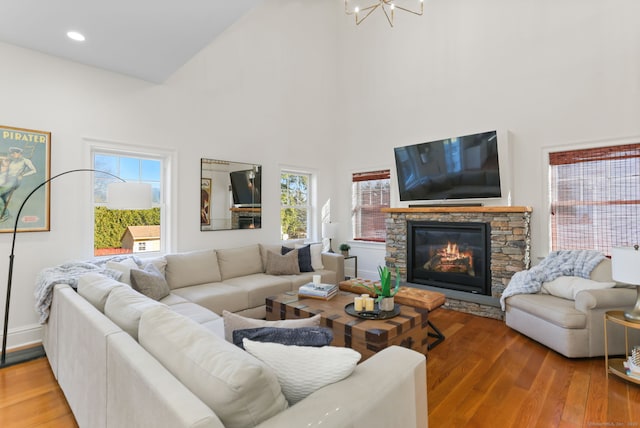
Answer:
383;206;532;320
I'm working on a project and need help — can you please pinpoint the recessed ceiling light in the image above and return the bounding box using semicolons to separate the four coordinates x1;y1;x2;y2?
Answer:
67;31;85;42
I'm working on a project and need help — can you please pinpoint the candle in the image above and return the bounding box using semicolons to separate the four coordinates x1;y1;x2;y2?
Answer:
365;297;374;311
354;297;364;311
312;275;321;285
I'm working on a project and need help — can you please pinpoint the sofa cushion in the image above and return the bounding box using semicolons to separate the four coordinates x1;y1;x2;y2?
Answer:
243;338;361;405
217;245;264;280
299;243;324;270
104;286;166;340
541;276;616;300
282;244;314;272
223;310;321;342
138;306;288;428
505;293;586;329
130;264;171;301
164;249;221;289
169;302;225;339
171;282;249;315
221;274;292;308
232;327;333;349
105;258;139;286
259;244;282;270
77;273;127;313
265;249;300;275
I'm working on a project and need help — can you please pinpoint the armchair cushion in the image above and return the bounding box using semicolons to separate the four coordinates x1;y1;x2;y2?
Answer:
541;276;616;300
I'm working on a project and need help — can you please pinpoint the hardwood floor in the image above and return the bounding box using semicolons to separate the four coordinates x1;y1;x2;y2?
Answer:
1;309;638;427
428;308;640;427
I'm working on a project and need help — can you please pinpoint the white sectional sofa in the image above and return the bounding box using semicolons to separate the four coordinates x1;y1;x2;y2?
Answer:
41;243;429;428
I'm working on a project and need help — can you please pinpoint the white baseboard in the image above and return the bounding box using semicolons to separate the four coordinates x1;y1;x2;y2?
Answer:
1;323;43;351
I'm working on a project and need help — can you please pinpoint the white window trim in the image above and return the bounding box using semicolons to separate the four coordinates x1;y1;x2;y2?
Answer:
84;137;177;256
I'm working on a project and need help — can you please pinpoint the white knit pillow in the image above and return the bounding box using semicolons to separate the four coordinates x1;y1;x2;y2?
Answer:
243;339;361;405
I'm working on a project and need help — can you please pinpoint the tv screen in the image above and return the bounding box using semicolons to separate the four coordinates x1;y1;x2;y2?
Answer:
230;168;261;206
394;131;501;202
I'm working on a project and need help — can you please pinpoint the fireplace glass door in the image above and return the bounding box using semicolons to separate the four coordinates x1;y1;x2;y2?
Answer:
407;221;491;295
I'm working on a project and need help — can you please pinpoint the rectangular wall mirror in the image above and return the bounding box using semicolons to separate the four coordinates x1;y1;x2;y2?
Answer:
201;158;262;231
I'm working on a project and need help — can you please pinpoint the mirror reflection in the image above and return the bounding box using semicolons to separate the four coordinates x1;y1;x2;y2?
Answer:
200;158;261;231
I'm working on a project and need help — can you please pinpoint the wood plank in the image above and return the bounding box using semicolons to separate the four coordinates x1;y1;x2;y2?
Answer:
382;206;532;213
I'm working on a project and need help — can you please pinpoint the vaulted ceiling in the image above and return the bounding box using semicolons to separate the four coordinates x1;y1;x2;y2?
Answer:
0;0;262;83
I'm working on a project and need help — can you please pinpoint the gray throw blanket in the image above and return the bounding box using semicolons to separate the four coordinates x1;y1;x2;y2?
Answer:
500;250;605;311
34;260;126;324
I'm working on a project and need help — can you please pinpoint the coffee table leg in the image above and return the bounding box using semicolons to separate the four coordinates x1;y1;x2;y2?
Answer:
427;320;445;350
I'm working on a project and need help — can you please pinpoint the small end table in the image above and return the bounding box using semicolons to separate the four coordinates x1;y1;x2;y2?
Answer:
604;310;640;385
343;255;357;279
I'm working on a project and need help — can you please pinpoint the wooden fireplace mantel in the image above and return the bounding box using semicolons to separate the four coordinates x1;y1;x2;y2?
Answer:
382;206;532;214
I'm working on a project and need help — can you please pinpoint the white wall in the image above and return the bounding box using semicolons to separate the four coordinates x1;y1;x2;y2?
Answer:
2;0;640;348
333;0;640;277
0;0;340;349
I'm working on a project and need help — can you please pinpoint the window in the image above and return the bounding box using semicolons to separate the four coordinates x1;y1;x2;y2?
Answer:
93;150;164;256
549;143;640;256
352;170;390;242
280;171;310;240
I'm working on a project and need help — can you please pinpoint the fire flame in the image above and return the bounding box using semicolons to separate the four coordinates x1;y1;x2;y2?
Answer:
437;242;474;270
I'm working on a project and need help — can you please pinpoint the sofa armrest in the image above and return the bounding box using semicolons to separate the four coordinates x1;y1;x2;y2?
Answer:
255;346;427;428
575;288;637;312
321;252;345;284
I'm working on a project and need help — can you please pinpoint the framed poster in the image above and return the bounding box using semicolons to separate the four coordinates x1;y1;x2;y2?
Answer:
0;125;51;233
201;178;211;226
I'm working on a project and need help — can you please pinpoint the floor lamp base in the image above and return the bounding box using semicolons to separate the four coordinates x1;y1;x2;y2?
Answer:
0;345;45;369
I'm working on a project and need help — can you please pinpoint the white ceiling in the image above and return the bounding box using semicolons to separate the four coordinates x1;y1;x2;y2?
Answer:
0;0;262;83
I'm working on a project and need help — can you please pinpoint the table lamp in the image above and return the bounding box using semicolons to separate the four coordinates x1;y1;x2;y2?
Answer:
322;222;339;253
611;245;640;323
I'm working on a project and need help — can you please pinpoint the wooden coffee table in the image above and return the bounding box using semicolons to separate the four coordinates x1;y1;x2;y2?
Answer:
265;291;429;361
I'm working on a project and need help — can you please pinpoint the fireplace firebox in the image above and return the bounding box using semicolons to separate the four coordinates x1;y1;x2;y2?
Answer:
407;221;491;295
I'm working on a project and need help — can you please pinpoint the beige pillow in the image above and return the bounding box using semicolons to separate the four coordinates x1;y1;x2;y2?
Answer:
139;306;288;428
222;310;321;342
541;276;617;300
164;250;221;289
243;339;361;405
265;249;300;275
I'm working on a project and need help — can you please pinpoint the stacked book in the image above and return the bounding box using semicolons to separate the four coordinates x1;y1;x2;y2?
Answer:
298;283;338;300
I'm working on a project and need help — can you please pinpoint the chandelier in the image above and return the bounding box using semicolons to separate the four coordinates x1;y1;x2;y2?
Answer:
344;0;424;27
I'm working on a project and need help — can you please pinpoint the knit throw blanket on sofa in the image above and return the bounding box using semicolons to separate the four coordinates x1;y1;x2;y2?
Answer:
499;250;606;311
34;256;137;324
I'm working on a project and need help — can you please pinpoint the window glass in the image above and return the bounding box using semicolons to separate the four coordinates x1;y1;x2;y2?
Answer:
93;151;163;256
280;171;310;240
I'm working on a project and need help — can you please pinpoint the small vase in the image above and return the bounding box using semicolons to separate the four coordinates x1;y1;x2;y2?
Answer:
379;297;394;312
341;250;349;257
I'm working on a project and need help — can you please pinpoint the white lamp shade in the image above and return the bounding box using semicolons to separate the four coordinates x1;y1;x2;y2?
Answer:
611;246;640;285
322;222;339;239
107;182;153;210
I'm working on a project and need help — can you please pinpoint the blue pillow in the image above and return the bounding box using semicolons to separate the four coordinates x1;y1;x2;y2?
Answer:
282;245;314;272
233;327;333;349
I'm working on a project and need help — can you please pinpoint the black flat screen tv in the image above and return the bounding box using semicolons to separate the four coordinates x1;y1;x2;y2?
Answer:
230;168;261;206
394;130;501;202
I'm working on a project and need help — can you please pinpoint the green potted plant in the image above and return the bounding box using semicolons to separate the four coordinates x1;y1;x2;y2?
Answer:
339;243;351;256
355;265;400;311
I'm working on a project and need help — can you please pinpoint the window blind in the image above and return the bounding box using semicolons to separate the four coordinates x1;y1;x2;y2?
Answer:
549;143;640;256
352;170;390;242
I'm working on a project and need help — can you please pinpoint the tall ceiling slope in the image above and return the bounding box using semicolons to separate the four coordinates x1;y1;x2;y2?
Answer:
0;0;262;83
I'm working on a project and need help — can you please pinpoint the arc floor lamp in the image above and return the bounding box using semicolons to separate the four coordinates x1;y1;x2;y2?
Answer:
1;168;152;367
